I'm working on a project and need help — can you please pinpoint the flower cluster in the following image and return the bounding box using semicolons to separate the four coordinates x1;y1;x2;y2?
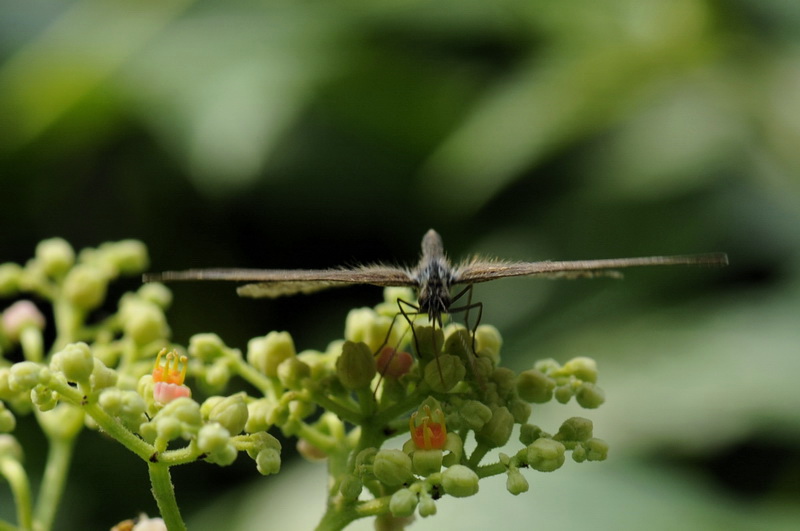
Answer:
0;240;609;531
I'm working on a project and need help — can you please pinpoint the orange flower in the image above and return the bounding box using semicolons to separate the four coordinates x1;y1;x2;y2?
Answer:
152;348;191;404
409;405;447;450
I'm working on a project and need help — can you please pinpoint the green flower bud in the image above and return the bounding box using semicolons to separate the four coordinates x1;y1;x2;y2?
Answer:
339;474;363;501
122;300;168;345
204;360;231;391
584;438;609;461
575;382;605;409
418;495;437;517
277;357;311;390
412;448;443;477
355;447;377;469
373;449;413;486
572;444;587;463
245;398;271;433
474;324;502;364
442;433;464;467
206;442;238;466
99;389;146;429
63;265;108;310
519;424;548;446
0;263;23;296
460;400;492;431
140;397;201;443
516;369;555;403
188;333;228;361
99;388;122;413
0;403;16;432
256;447;281;475
198;423;231;453
506;468;529;495
475;407;514;449
526;438;566;472
554;385;573;404
441;464;479;497
443;327;472;360
336;341;376;390
0;369;14;401
90;358;118;390
553;417;593;443
207;393;248;435
0;434;23;461
508;398;531;424
345;308;397;353
288;399;316;421
137;282;172;309
560;357;598;383
100;240;148;276
414;326;444;360
154;416;182;441
50;343;94;384
389;488;418;517
32;384;58;412
423;354;465;393
491;367;516;397
248;331;296;378
35;238;75;277
9;361;46;392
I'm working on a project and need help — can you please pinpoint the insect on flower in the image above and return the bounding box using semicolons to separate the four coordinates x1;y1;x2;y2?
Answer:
144;229;728;379
152;348;191;404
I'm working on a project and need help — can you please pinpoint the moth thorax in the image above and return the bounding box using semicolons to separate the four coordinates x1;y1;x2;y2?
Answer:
417;261;452;325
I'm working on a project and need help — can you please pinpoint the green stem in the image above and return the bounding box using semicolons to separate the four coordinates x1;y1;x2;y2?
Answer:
309;390;362;425
51;300;83;353
229;354;275;397
20;327;43;363
148;462;186;531
46;376;155;461
0;458;33;531
475;461;506;478
316;496;391;531
373;389;422;427
356;389;376;418
0;519;19;531
467;442;491;469
33;436;76;531
85;402;155;459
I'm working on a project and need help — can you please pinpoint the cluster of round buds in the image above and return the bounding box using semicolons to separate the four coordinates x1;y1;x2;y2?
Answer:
151;349;191;405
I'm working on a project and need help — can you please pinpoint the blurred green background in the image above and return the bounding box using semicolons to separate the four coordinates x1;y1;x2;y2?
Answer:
1;0;798;529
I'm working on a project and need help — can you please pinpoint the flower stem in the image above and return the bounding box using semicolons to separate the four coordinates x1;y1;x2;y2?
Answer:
51;300;83;353
0;457;33;531
33;435;76;531
467;442;491;469
316;496;391;531
148;462;186;531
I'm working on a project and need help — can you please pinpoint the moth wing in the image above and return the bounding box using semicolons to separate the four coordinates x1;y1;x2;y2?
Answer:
455;254;728;283
145;265;416;299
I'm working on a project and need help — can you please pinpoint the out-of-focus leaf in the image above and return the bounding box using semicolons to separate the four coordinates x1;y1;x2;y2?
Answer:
0;0;195;150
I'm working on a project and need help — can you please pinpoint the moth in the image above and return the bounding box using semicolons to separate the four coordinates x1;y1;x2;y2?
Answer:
143;229;729;329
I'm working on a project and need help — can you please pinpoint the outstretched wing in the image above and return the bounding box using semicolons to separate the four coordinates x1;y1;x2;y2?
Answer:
143;265;416;298
454;253;729;283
